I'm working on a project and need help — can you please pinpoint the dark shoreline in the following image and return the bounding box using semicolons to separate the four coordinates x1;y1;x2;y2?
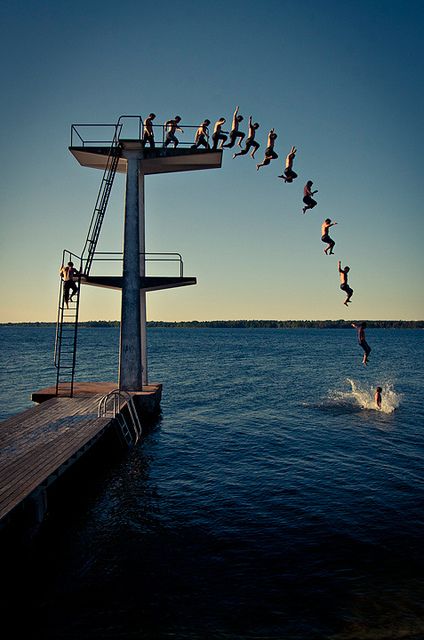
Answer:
2;320;423;329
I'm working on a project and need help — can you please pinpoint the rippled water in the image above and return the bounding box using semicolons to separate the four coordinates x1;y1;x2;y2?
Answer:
1;326;423;639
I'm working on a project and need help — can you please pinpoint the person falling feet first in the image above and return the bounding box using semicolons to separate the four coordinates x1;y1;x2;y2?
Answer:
321;218;337;254
302;180;318;213
256;128;278;170
338;260;353;306
278;146;298;182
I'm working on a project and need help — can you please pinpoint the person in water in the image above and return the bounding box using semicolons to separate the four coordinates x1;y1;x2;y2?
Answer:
233;115;260;159
351;322;371;365
375;386;382;409
278;146;298;182
321;218;337;254
223;106;245;149
256;128;278;170
302;180;318;213
338;260;353;306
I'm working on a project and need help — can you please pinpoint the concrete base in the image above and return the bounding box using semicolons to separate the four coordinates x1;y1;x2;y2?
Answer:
32;382;162;418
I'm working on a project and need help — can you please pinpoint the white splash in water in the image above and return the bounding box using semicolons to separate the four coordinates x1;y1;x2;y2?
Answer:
338;379;401;414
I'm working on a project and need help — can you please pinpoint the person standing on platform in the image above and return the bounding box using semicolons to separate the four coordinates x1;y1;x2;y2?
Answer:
351;322;371;365
278;146;298;182
164;116;184;148
192;119;211;149
60;261;79;309
233;116;260;159
223;106;245;149
256;128;278;170
302;180;318;213
142;113;156;148
338;260;353;306
211;117;228;150
321;218;337;254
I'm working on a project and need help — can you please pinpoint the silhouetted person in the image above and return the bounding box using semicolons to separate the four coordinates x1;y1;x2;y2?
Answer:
164;115;184;148
352;322;371;365
60;261;79;309
302;180;318;213
321;218;337;254
375;386;382;409
142;113;156;148
223;106;245;148
192;119;211;149
211;117;228;150
233;116;260;159
338;260;353;305
256;128;278;170
279;146;298;182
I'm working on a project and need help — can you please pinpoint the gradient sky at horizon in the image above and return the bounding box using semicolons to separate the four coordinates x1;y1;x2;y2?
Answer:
1;0;423;322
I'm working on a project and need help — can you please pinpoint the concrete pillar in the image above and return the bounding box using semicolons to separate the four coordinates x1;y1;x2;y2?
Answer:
119;151;142;390
138;167;148;385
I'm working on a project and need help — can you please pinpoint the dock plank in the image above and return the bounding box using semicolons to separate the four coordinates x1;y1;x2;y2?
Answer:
0;394;119;523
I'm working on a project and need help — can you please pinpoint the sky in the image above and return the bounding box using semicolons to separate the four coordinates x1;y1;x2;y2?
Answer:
0;0;423;322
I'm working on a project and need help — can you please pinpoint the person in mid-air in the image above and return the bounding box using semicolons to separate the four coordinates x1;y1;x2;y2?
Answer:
211;117;228;150
351;322;371;365
338;260;353;306
164;115;184;148
192;119;211;149
375;386;382;409
256;128;278;170
223;106;245;149
142;113;156;148
278;146;298;182
302;180;318;213
321;218;337;255
233;116;260;159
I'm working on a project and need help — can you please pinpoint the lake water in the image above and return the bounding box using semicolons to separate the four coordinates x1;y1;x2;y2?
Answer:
1;326;423;639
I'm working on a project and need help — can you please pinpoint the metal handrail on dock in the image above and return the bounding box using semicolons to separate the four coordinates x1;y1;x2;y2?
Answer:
98;389;142;446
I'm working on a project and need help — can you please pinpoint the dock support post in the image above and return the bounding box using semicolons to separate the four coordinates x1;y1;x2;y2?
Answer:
139;168;148;385
119;151;142;391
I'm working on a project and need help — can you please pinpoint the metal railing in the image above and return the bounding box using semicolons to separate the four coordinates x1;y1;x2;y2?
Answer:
89;251;184;278
71;115;208;149
98;389;143;446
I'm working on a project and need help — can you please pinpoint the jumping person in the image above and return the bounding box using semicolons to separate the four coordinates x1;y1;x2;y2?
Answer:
211;117;228;150
302;180;318;213
375;386;382;409
338;260;353;306
223;106;245;149
321;218;337;254
256;128;278;170
278;146;298;182
142;113;156;148
351;322;371;365
233;116;260;159
164;115;184;148
59;261;79;309
191;119;211;149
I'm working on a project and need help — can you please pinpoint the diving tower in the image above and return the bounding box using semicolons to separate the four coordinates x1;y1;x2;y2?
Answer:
56;115;222;396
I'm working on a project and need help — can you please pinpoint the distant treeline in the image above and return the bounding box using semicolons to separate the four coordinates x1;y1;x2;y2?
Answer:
2;320;423;329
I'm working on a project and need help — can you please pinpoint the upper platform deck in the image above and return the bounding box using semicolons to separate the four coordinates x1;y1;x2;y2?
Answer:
69;117;223;175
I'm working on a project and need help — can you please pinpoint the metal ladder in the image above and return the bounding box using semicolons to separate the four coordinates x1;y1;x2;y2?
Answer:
98;390;143;446
81;123;121;276
54;124;121;396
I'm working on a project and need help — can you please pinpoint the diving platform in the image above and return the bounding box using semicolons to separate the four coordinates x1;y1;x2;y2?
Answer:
70;144;222;175
81;274;196;292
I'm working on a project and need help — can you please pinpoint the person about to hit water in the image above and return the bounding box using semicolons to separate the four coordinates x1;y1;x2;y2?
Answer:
321;218;337;254
351;322;371;365
338;260;353;306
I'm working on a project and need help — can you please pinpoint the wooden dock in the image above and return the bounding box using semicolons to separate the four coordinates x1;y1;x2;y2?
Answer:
0;382;162;530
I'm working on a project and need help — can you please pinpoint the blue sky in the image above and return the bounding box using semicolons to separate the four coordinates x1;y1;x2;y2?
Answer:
0;0;423;321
